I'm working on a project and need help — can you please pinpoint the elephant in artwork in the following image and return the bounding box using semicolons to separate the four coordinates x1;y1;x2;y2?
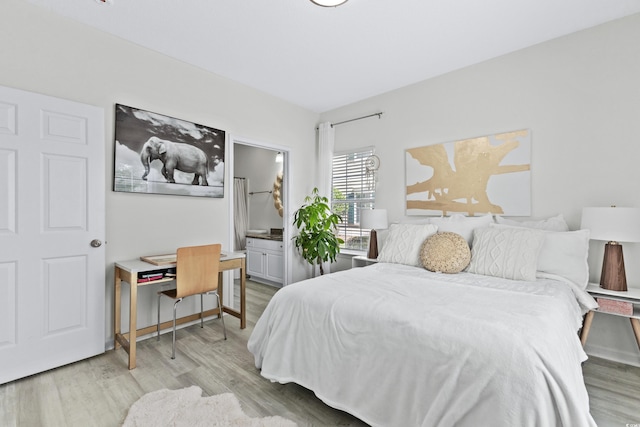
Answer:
140;136;209;186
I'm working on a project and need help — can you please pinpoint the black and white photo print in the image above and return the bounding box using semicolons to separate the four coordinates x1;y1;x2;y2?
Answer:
113;104;225;198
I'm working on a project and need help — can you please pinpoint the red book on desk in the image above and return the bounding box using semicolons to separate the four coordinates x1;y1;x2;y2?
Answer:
137;274;164;283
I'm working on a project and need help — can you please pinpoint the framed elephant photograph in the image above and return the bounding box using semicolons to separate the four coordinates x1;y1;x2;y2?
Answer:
113;104;225;198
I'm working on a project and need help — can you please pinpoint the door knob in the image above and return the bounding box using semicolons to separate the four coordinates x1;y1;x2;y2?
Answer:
90;239;102;248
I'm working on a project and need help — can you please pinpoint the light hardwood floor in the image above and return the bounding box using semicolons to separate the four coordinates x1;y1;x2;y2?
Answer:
1;280;639;427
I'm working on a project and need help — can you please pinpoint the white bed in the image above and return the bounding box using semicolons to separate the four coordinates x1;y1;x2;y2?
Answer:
248;216;599;427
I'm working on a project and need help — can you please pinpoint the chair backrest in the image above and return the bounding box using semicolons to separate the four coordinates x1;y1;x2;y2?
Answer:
175;244;222;299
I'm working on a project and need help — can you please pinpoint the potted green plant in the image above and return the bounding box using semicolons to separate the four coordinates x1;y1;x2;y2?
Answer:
293;188;344;276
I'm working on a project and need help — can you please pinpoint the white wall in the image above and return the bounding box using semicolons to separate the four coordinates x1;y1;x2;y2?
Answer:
234;145;285;232
321;13;640;366
1;0;319;342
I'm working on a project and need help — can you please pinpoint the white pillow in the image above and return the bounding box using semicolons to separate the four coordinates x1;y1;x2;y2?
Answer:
467;226;545;281
495;214;569;232
377;223;438;267
399;218;432;225
537;229;590;289
490;224;590;289
429;214;494;246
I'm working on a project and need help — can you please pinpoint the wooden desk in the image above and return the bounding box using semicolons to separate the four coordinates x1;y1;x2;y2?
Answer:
114;252;246;369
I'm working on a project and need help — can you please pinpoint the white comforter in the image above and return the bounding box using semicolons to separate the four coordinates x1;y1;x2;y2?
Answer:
248;263;597;427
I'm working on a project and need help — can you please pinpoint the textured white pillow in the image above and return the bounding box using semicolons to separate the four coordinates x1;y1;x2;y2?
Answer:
467;226;545;281
490;224;590;289
495;214;569;232
377;223;438;266
429;214;494;246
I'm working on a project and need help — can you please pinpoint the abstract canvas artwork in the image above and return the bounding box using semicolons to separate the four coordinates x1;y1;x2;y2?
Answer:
405;129;531;216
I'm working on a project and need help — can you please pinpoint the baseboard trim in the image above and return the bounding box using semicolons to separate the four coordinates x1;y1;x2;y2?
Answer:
585;343;640;368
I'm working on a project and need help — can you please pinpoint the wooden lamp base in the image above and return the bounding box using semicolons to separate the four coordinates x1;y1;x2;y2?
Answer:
600;242;627;292
367;229;379;259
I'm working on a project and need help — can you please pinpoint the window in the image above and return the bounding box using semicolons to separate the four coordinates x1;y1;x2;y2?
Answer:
331;147;376;252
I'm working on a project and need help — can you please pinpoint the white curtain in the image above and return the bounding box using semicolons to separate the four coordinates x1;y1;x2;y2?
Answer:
317;122;335;275
234;178;249;250
317;122;335;201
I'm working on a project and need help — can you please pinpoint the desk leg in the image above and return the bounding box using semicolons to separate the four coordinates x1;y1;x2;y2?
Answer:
580;311;594;346
128;279;138;370
114;267;122;350
217;271;223;319
240;258;246;329
631;318;640;351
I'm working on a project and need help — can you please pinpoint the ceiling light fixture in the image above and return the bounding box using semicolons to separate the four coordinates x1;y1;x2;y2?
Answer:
310;0;348;7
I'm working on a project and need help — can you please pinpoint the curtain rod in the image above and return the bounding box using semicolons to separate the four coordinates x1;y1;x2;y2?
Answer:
316;112;383;130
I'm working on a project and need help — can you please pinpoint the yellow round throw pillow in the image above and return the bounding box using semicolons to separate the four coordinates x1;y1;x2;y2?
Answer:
420;232;471;273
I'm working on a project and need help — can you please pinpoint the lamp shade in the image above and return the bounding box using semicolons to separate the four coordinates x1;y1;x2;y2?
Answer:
581;207;640;242
361;209;388;230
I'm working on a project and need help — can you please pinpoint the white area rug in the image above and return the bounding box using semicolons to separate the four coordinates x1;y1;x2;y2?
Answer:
122;386;298;427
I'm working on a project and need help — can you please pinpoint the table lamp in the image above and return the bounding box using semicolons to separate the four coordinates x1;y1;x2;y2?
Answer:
581;206;640;291
361;209;388;259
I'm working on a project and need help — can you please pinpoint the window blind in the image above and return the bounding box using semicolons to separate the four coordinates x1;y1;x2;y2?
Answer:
331;147;376;251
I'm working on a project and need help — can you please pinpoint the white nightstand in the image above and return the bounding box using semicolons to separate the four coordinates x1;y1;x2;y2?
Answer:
351;255;379;268
580;283;640;352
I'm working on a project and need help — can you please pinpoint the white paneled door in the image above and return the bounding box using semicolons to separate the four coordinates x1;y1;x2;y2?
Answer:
0;86;105;384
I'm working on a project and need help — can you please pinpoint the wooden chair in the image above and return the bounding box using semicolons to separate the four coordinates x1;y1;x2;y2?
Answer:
156;244;227;359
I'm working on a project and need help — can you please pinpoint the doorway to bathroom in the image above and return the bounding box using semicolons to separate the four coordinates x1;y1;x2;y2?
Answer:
228;135;291;300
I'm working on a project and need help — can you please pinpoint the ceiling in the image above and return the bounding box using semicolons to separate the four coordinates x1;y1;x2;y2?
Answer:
24;0;640;113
